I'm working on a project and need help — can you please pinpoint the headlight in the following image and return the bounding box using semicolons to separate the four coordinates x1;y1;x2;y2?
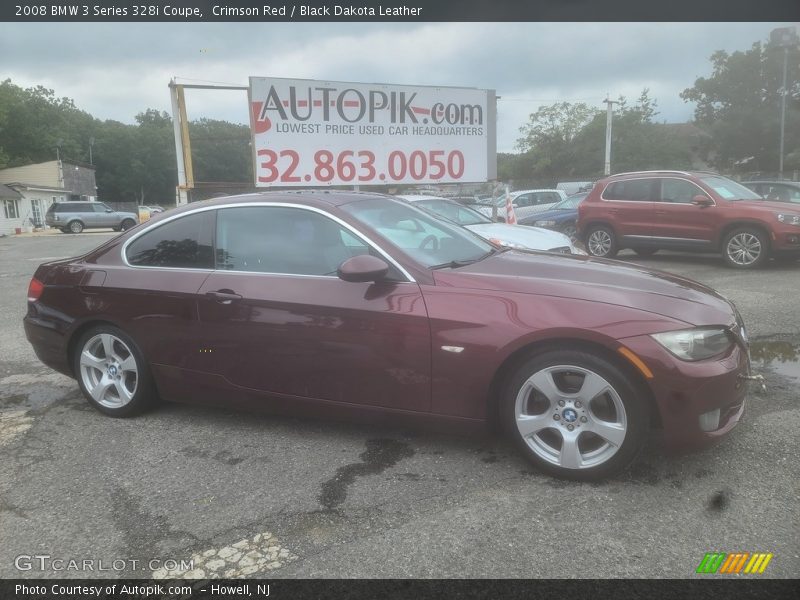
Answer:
776;212;800;226
488;237;526;249
535;220;557;227
651;328;734;361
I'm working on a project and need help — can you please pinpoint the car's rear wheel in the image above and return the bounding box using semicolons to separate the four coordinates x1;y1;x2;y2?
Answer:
502;349;648;480
633;248;658;257
120;219;136;231
68;220;84;234
561;222;577;242
723;227;769;269
73;325;157;417
586;225;618;258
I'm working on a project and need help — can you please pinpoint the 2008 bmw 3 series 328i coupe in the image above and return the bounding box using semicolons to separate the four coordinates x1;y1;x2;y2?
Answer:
25;192;750;480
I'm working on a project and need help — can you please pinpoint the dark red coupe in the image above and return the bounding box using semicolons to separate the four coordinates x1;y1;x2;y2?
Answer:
25;192;750;480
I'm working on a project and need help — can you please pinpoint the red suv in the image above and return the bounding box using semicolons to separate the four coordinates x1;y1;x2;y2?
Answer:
578;170;800;268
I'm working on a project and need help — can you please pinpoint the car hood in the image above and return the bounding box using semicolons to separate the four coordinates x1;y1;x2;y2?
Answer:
432;250;737;327
465;223;572;250
525;208;576;222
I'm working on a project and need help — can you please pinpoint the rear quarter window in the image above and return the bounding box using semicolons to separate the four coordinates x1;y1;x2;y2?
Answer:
603;179;655;201
126;212;214;269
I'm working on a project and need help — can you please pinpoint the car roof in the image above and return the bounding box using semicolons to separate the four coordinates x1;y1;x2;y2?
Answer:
605;170;721;180
397;195;451;202
164;190;397;218
743;180;800;185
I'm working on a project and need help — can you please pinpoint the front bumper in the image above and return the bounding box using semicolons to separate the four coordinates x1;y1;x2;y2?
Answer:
619;333;749;451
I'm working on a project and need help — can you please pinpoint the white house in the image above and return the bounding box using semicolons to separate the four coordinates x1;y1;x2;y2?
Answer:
0;160;97;235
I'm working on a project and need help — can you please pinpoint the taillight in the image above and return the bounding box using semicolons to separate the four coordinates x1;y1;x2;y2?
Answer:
27;278;44;302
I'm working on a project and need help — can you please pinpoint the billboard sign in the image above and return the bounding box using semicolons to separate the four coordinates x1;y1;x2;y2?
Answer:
248;77;496;187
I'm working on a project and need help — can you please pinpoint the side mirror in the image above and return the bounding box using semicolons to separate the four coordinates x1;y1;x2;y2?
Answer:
337;255;389;283
692;195;713;207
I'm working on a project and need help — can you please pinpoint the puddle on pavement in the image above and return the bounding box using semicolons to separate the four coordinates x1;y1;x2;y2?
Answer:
749;339;800;383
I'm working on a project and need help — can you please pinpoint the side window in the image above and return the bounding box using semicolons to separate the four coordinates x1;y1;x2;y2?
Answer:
92;203;107;212
215;206;401;278
126;212;214;268
603;179;655;201
659;179;701;204
515;194;532;207
766;185;799;202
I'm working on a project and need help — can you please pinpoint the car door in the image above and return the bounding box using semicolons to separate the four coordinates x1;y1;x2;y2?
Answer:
92;203;117;227
600;178;657;241
651;177;716;247
104;210;216;375
196;204;432;412
75;203;96;227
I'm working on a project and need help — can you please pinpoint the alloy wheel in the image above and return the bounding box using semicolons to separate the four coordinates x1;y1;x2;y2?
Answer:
79;333;138;408
726;232;762;266
588;230;612;256
514;365;627;470
562;223;577;242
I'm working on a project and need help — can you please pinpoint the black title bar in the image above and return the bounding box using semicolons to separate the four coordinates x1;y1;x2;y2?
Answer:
2;0;799;22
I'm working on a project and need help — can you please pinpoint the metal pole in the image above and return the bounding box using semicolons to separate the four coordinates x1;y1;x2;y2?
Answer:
169;79;189;205
779;46;788;179
603;98;617;176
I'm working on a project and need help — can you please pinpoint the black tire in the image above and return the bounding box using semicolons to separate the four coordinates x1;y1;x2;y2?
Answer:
112;227;121;232
633;248;658;257
560;221;578;242
60;228;70;233
72;324;157;417
501;349;649;481
585;225;618;258
120;219;136;231
67;220;84;234
722;227;769;269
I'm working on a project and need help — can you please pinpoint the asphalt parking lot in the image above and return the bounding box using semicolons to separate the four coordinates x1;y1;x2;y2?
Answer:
1;231;798;579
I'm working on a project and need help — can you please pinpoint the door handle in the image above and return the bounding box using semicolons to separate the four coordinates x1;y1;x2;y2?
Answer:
206;289;242;304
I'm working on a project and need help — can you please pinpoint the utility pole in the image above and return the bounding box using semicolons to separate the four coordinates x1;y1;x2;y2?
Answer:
603;97;618;176
89;137;94;165
771;27;799;179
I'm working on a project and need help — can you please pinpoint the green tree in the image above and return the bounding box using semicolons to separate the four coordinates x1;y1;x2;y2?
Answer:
513;90;693;181
681;40;800;173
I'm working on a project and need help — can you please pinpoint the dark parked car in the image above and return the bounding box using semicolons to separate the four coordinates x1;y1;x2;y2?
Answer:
578;170;800;268
519;193;588;241
742;180;800;204
45;201;138;234
25;192;750;480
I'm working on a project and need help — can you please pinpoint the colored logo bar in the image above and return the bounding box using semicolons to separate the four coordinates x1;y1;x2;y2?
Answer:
696;552;773;574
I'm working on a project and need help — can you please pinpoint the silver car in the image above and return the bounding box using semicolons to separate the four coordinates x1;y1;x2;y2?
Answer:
45;201;139;234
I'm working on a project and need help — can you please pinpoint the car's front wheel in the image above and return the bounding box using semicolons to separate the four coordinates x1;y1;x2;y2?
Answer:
73;325;157;417
502;349;649;480
120;219;136;231
722;227;769;269
586;225;618;258
561;221;577;242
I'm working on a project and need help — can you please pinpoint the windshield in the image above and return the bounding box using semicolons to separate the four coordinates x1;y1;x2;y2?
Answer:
552;195;585;210
415;199;492;226
700;176;763;201
342;197;493;268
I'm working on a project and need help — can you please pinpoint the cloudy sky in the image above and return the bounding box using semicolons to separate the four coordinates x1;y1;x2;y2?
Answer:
0;22;791;152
